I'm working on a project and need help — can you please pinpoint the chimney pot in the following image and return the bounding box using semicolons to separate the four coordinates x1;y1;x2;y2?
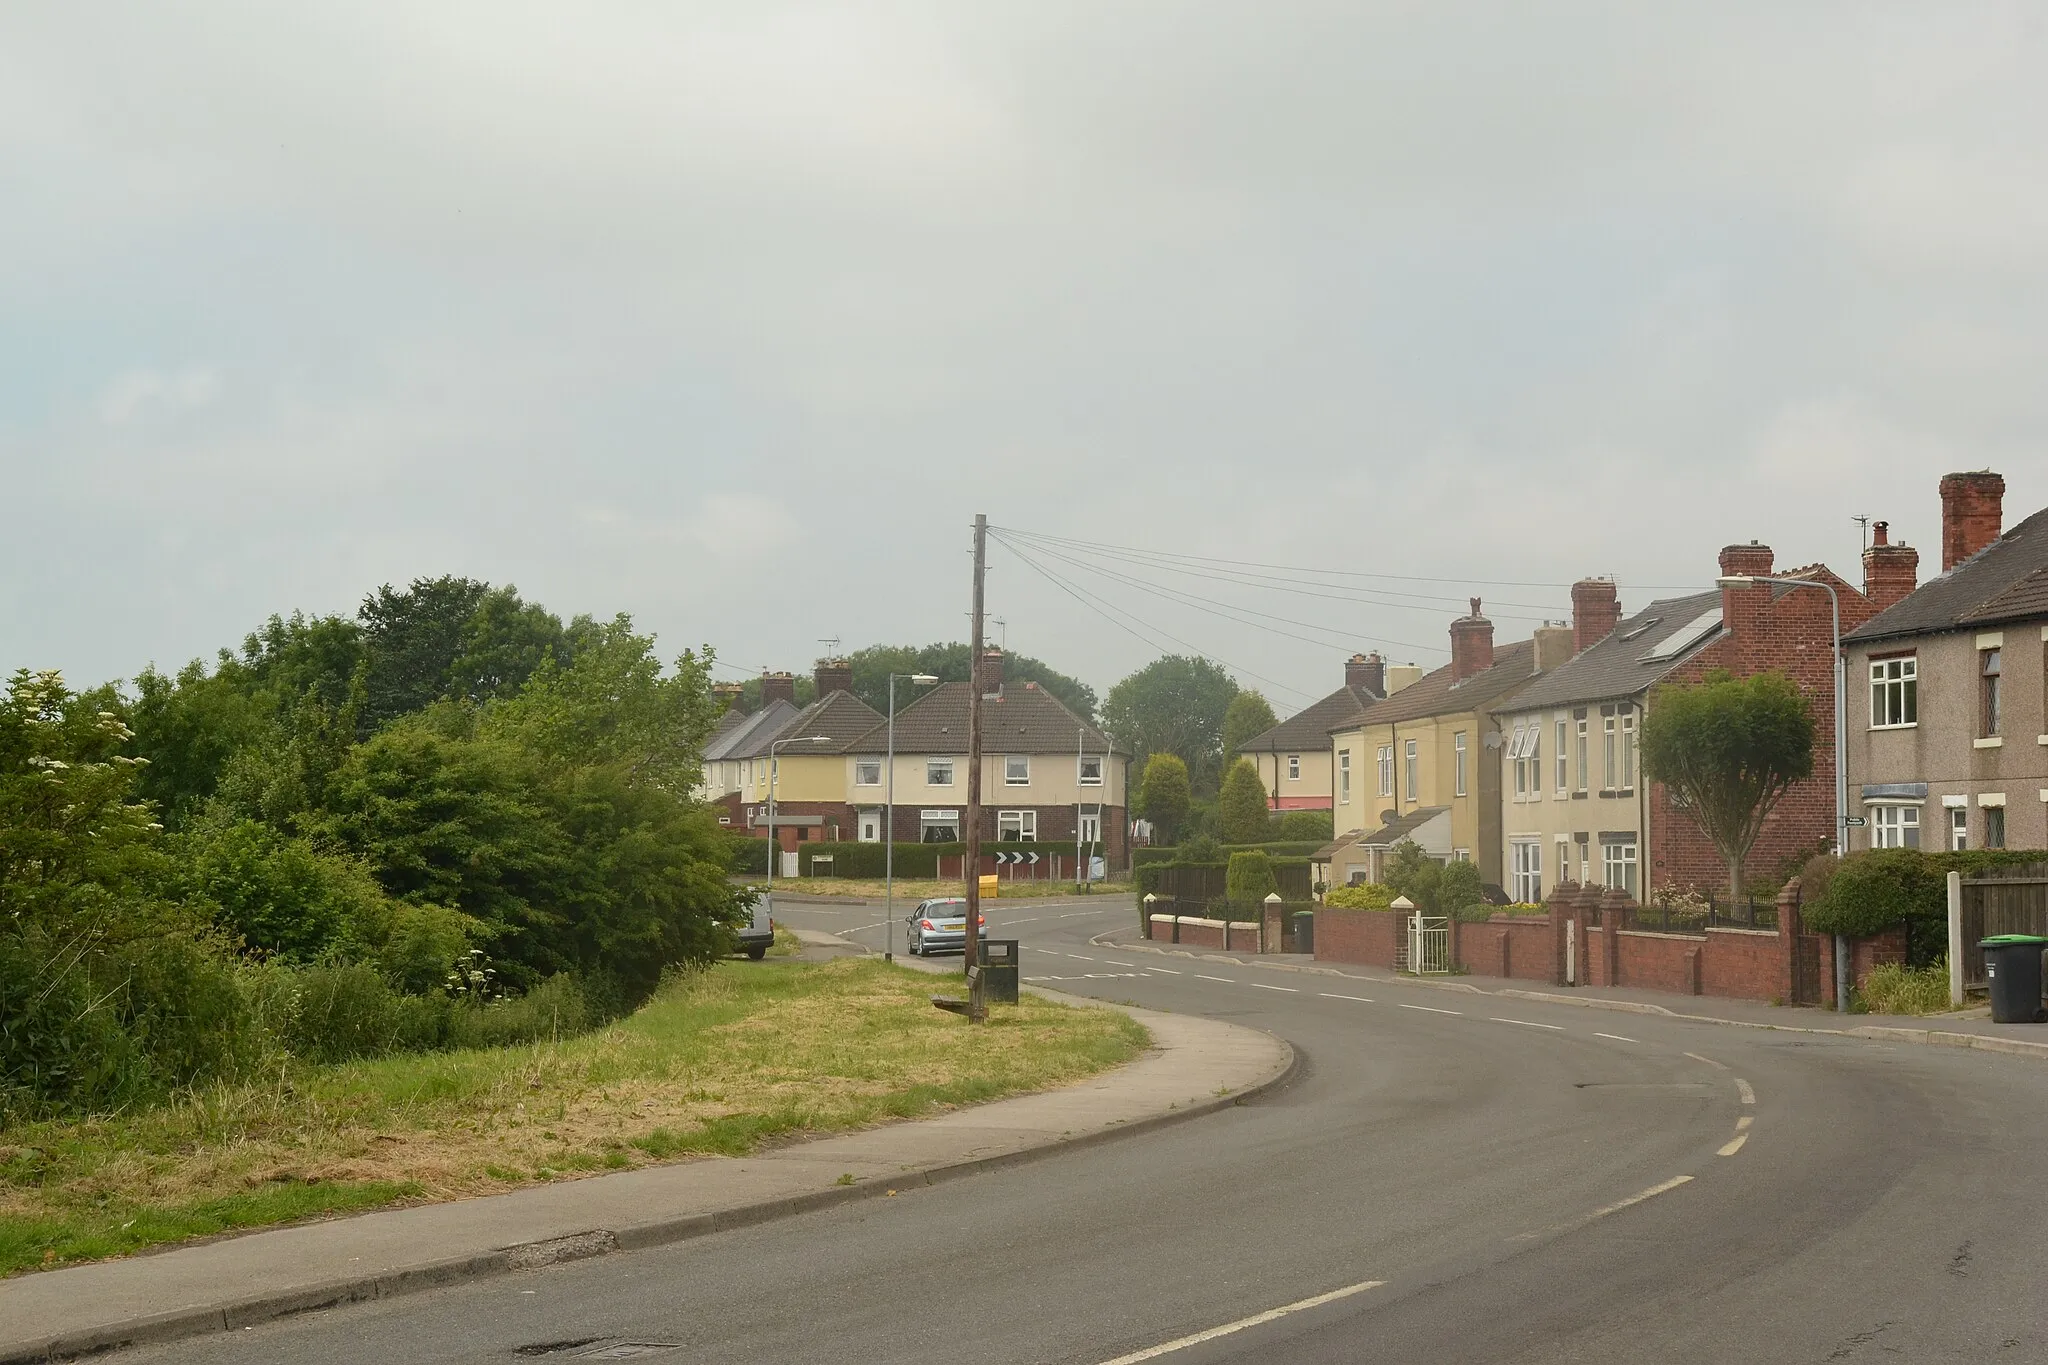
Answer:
977;647;1005;694
1448;600;1495;683
760;671;797;707
1938;470;2005;571
1718;543;1774;644
1345;651;1386;696
1570;578;1623;653
1862;522;1920;612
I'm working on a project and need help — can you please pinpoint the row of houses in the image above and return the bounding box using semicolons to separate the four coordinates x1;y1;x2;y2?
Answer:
1242;469;2047;902
696;653;1131;863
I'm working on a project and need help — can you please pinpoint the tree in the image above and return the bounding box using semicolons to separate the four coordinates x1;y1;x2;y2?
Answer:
1101;656;1239;793
1217;758;1273;844
1221;691;1278;768
357;576;494;731
1225;850;1278;906
1640;669;1815;897
1137;753;1192;844
841;643;1098;720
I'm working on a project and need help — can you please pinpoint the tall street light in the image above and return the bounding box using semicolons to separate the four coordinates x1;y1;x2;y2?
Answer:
885;673;940;961
1717;573;1848;1013
762;734;832;930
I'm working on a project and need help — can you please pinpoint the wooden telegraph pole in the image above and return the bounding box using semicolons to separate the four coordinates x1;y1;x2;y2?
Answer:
962;514;988;1021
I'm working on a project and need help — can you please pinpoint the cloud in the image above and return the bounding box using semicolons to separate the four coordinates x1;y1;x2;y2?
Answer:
97;368;219;425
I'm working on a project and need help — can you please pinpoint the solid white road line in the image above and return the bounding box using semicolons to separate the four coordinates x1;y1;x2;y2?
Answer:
1718;1134;1749;1157
1489;1017;1564;1031
1736;1078;1756;1105
1594;1032;1638;1043
1250;983;1299;993
1320;992;1375;1003
1029;948;1061;955
1150;967;1182;975
1102;960;1137;967
1195;974;1236;984
1007;917;1040;925
1060;910;1107;918
1589;1175;1693;1220
1094;1279;1386;1364
1398;1003;1461;1016
1067;954;1098;962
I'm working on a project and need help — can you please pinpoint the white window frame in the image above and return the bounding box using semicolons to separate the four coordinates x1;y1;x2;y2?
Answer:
857;810;882;843
1950;805;1969;852
1602;709;1618;791
1510;839;1543;903
1524;725;1540;801
1454;732;1468;797
1869;802;1921;850
926;758;955;786
919;812;960;843
1510;725;1528;797
1078;755;1104;786
1338;749;1352;804
1079;811;1102;844
997;808;1036;840
1004;754;1030;785
1555;718;1569;794
1287;754;1301;781
1619;707;1636;794
1377;745;1394;797
1404;739;1419;802
854;757;882;787
1870;656;1917;729
1574;714;1589;793
1601;840;1638;898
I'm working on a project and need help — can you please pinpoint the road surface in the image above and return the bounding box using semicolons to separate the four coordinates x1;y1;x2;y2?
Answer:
116;893;2047;1363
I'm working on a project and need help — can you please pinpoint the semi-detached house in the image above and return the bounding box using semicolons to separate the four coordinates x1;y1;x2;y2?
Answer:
1844;472;2048;854
1234;653;1404;811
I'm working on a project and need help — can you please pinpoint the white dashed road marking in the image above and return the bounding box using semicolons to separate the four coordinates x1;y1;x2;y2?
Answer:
1490;1017;1564;1031
1093;1279;1386;1364
1736;1078;1756;1105
1398;1003;1461;1016
1066;955;1098;962
1684;1052;1728;1070
1195;974;1236;984
1250;983;1299;993
1320;993;1375;1003
1150;968;1182;975
1594;1032;1638;1043
1718;1134;1748;1157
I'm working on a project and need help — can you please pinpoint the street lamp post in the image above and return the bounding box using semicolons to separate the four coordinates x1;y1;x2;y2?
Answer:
885;673;940;961
1717;573;1848;1013
762;735;832;931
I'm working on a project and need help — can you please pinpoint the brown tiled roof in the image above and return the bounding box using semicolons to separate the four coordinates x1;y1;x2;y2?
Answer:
843;681;1122;756
1847;504;2048;643
1239;685;1378;754
777;690;888;754
1327;639;1537;734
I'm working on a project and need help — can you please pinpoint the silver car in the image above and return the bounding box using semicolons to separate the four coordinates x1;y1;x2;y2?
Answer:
905;898;985;956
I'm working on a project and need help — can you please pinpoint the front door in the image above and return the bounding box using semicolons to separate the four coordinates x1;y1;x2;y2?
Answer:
859;810;881;843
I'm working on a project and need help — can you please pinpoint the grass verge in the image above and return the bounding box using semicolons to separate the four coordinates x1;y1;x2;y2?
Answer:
0;958;1146;1277
766;877;1132;901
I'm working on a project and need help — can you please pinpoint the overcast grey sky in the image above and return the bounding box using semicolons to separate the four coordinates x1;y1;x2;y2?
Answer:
5;3;2045;711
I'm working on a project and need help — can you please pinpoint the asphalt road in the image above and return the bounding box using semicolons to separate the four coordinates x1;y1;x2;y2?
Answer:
119;894;2048;1364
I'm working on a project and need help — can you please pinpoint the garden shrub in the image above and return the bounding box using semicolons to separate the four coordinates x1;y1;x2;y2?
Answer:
1324;882;1394;910
1861;959;1951;1015
1225;851;1278;905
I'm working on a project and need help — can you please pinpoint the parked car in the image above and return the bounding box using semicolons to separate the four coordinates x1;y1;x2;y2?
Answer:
735;889;775;961
905;898;986;956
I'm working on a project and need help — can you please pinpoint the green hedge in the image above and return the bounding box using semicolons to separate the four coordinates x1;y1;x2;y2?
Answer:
1803;849;2046;964
1133;841;1325;869
724;836;1103;880
1136;857;1312;899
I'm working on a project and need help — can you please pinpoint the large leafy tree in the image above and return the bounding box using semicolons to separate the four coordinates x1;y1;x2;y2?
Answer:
1217;758;1273;843
1641;669;1815;897
1221;691;1278;768
357;576;493;730
1102;656;1239;793
841;643;1097;720
1137;753;1192;844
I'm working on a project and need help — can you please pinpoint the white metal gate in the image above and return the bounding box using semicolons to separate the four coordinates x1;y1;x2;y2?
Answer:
1407;913;1450;975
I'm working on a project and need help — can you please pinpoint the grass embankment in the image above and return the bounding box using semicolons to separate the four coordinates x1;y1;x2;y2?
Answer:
0;958;1147;1277
769;877;1132;901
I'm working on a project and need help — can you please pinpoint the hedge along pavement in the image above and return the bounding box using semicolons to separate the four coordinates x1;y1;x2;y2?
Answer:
0;957;1145;1277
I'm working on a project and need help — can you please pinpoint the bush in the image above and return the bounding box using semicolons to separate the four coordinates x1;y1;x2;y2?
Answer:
1217;759;1270;844
1324;882;1394;910
1225;851;1278;904
1276;810;1334;842
1861;958;1951;1015
1801;849;2044;968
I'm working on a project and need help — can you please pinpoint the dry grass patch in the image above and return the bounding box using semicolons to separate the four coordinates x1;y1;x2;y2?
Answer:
0;958;1146;1276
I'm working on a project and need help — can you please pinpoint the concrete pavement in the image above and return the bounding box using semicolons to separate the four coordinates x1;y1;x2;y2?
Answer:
0;984;1290;1365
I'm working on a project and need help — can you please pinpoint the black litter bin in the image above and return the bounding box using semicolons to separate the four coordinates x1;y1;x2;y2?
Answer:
979;939;1020;1004
1291;911;1315;956
1980;935;2047;1023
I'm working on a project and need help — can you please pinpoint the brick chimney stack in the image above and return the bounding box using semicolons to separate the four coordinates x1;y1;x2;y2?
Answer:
1719;542;1774;644
712;682;746;713
760;671;797;707
1570;579;1622;653
977;647;1005;695
1938;470;2004;571
1861;521;1920;612
814;658;853;697
1449;599;1495;683
1345;651;1386;696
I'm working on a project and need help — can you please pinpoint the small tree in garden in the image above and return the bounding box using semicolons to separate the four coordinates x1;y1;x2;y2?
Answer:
1217;758;1272;844
1138;753;1192;844
1225;850;1278;906
1221;691;1278;767
1640;670;1815;897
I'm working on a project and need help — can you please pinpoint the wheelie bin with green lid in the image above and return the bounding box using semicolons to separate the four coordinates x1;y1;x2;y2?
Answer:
1980;935;2048;1023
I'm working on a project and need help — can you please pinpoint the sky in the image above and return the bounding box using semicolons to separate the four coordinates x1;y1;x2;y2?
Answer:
5;2;2046;713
